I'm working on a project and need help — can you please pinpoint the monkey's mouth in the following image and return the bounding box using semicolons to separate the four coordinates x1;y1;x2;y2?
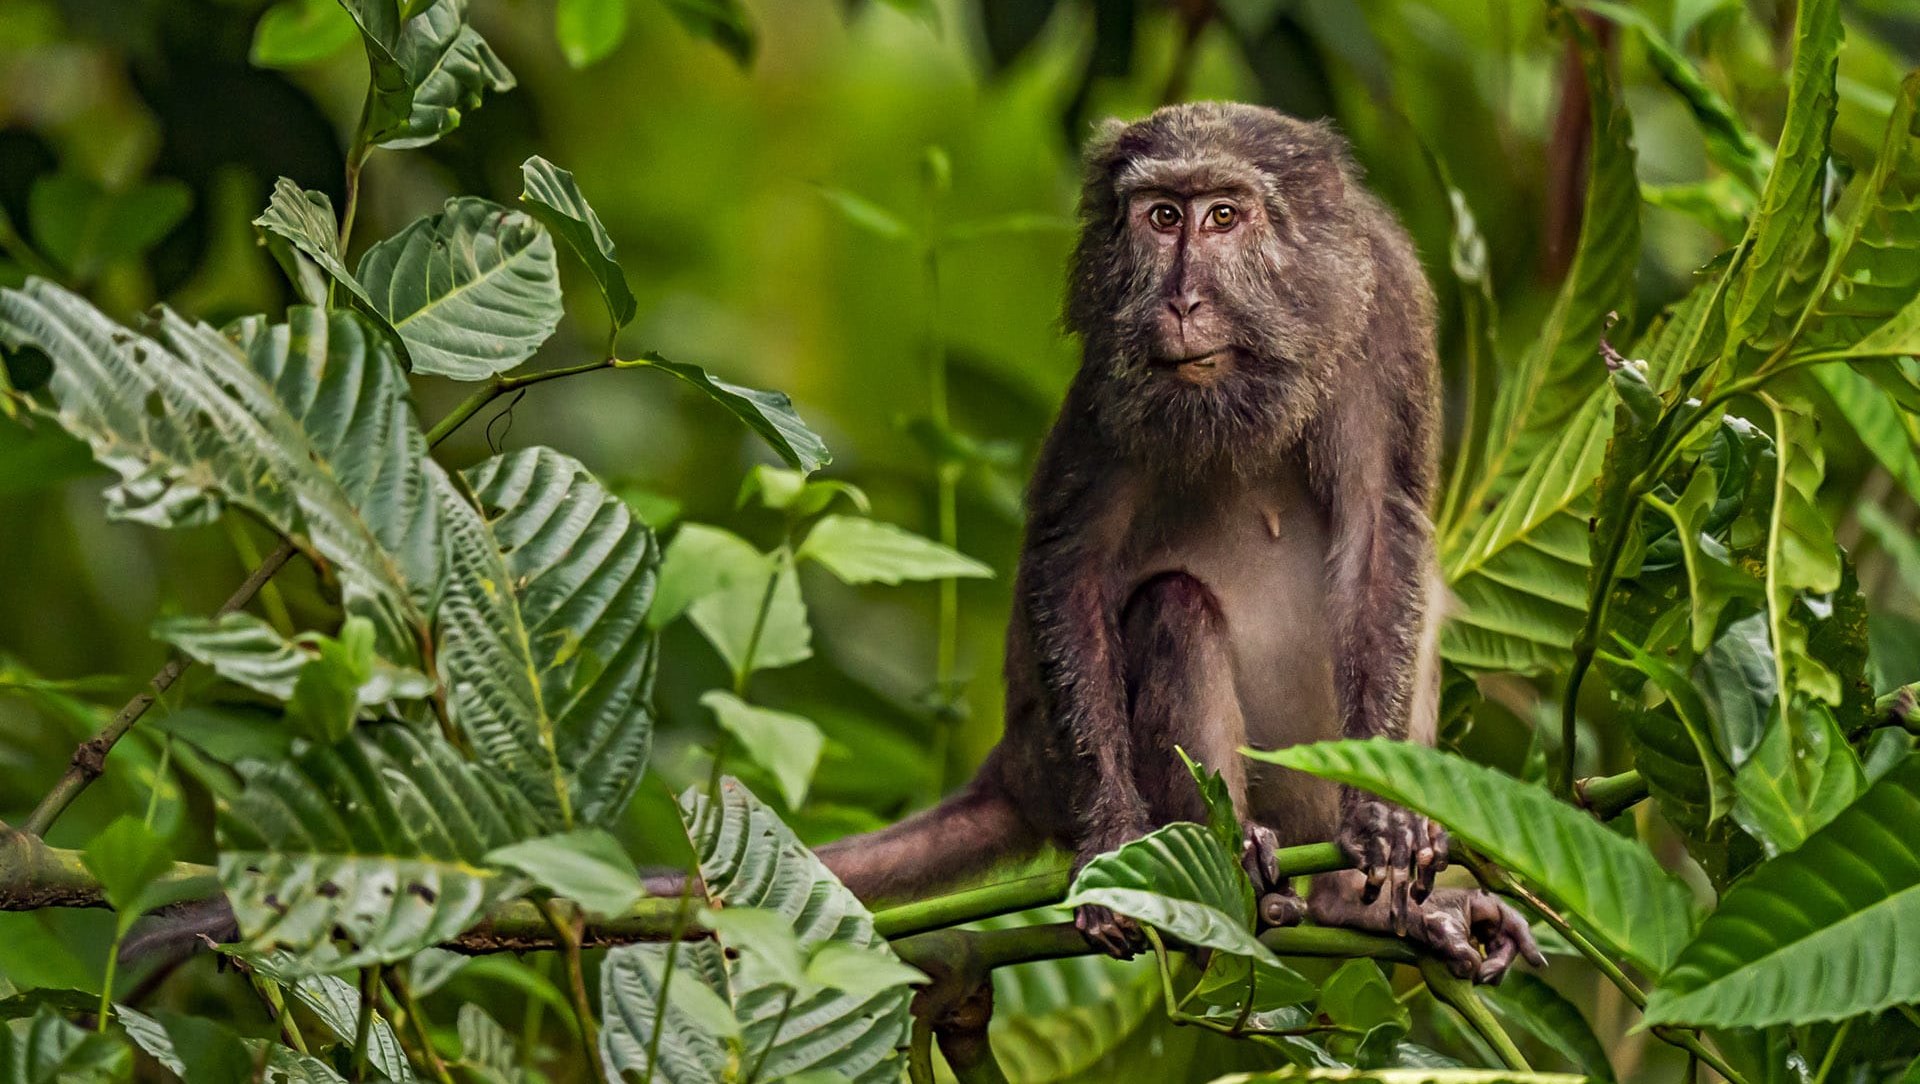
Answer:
1150;348;1231;382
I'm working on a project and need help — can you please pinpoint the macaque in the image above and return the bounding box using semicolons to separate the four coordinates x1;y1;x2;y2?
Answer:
815;102;1541;982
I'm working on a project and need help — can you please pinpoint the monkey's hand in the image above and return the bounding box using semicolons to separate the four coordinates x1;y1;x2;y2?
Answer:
1241;823;1307;929
1309;871;1545;984
1335;788;1447;928
1074;903;1145;959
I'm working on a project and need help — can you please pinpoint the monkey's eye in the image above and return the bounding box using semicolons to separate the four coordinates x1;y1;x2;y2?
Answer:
1148;203;1182;230
1208;203;1237;230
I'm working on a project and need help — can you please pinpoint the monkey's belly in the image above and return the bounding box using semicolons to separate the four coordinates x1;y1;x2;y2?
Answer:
1128;473;1343;843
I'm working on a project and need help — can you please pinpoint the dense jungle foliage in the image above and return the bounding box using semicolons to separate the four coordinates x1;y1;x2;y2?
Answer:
2;0;1920;1080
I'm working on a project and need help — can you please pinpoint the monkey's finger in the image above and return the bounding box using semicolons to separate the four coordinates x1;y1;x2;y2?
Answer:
1360;830;1392;903
1472;892;1547;974
1410;818;1438;902
1420;910;1479;980
1475;934;1519;985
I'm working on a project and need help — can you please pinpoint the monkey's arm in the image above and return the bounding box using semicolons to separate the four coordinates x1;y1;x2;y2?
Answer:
1017;428;1147;863
1309;234;1447;924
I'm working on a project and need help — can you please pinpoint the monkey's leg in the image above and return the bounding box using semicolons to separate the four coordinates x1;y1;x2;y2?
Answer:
1102;572;1305;953
1307;871;1545;984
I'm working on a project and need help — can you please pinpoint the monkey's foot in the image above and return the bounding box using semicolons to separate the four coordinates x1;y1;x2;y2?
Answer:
1336;790;1449;916
1309;871;1545;984
1242;824;1307;929
1074;903;1145;960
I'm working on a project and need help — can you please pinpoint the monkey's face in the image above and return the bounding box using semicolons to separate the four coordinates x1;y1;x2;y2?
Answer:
1068;103;1372;472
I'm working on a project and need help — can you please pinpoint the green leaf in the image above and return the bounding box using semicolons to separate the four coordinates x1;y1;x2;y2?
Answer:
804;942;927;1001
113;1006;254;1084
1445;252;1734;674
464;447;662;826
154;612;433;717
252;180;380;316
700;691;824;810
338;0;516;149
1721;0;1839;344
227;305;442;603
636;354;831;473
650;523;769;629
737;465;868;518
684;544;811;679
1481;972;1615;1083
1317;959;1407;1034
1065;822;1273;961
600;940;735;1083
700;906;811;991
983;910;1161;1082
555;0;626;67
285;616;376;744
518;156;636;328
1695;610;1773;771
486;829;642;918
27;173;190;282
357;197;563;380
658;0;754;66
227;948;411;1081
1251;740;1699;972
1645;754;1920;1027
1606;636;1734;826
1454;9;1638;522
0;283;428;663
218;724;547;973
0;1006;130;1083
1654;461;1764;654
814;187;914;244
455;1004;523;1083
1578;1;1770;191
250;0;358;68
82;817;178;935
600;780;912;1083
1730;699;1863;857
1813;364;1920;506
797;514;992;585
1763;396;1842;710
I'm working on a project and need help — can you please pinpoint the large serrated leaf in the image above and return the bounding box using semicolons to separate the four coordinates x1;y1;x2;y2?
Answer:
599;779;912;1084
218;724;545;973
433;465;570;825
1645;754;1920;1028
1251;740;1700;973
464;447;660;825
228;306;442;605
339;0;514;150
358;198;563;380
600;940;734;1084
0;280;426;662
154;612;431;709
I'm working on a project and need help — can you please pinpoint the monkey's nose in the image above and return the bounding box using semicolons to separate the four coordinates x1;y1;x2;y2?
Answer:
1168;293;1204;321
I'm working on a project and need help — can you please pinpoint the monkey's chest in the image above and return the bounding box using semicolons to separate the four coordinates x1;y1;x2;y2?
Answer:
1124;475;1341;753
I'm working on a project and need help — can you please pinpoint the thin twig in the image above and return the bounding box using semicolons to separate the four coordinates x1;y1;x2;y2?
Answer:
384;968;456;1084
22;539;298;838
350;964;381;1082
539;899;609;1084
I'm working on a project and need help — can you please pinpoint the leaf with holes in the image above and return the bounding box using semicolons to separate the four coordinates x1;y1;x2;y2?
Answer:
1251;740;1699;973
218;724;546;974
357;198;562;380
1645;754;1920;1027
463;447;661;825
